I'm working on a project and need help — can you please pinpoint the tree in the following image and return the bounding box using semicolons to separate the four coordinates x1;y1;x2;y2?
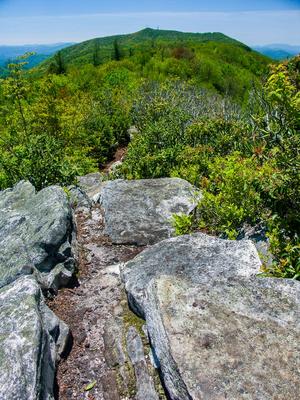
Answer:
1;52;33;135
48;51;66;74
93;40;101;67
113;39;121;61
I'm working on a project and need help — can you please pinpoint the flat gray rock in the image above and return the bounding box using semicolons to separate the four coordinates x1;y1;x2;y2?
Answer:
145;275;300;400
121;233;261;317
0;181;75;289
100;178;200;245
0;276;69;400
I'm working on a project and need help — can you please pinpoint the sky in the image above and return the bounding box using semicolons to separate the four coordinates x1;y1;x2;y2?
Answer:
0;0;299;46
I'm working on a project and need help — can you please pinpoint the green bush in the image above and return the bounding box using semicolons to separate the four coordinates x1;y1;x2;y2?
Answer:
195;154;277;238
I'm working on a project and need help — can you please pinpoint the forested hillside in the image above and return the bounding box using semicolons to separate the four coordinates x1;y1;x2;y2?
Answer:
0;29;299;279
42;28;252;66
40;28;269;101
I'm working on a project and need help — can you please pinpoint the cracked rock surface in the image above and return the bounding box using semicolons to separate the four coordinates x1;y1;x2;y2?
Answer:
0;180;74;400
2;176;300;400
122;233;300;399
99;178;200;245
0;275;69;400
0;180;75;290
144;274;300;400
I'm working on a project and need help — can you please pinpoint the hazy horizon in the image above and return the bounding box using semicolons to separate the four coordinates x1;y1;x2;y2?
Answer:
0;28;300;48
1;1;299;46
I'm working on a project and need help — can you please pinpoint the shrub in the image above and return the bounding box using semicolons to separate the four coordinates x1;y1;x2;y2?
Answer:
194;154;277;238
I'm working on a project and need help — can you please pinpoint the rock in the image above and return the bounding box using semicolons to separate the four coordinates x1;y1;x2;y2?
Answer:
144;274;300;400
238;222;273;267
0;276;70;400
101;371;121;400
121;233;261;317
77;172;103;202
100;178;200;245
39;262;74;292
103;317;126;368
126;326;159;400
68;186;92;210
0;181;75;290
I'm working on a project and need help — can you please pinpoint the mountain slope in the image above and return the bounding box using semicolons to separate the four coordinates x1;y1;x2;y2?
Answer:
41;28;255;68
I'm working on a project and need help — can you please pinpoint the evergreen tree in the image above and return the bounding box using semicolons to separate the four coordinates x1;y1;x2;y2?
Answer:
93;40;101;67
48;51;66;74
113;39;121;61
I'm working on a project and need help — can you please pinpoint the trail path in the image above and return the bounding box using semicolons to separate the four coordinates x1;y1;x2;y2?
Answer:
48;204;164;400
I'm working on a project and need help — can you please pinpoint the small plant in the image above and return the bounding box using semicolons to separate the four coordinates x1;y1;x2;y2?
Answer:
172;213;193;236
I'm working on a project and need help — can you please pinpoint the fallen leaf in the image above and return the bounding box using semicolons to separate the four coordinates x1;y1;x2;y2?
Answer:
84;380;97;391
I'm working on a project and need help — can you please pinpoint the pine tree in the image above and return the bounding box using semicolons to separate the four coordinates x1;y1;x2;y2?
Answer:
93;40;101;67
113;39;121;61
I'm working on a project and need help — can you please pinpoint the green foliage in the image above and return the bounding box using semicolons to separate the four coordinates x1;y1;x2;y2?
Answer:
84;381;97;391
0;37;298;280
48;51;66;74
113;39;122;61
120;82;249;181
195;154;278;239
120;58;299;279
0;132;79;189
38;29;269;103
260;221;300;279
0;52;137;189
172;213;193;236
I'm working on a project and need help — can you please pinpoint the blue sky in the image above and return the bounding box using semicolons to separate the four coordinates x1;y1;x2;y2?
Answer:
0;0;299;45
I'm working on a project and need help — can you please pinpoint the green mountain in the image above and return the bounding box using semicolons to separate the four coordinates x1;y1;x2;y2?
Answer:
41;28;263;68
38;28;270;101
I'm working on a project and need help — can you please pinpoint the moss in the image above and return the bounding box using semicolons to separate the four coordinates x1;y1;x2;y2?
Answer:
121;297;167;399
122;300;145;339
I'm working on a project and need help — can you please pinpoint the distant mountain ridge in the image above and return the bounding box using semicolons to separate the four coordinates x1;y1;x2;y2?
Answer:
0;43;75;74
254;44;300;60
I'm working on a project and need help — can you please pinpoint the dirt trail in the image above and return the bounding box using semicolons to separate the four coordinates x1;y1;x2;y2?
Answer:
102;147;127;173
48;201;165;400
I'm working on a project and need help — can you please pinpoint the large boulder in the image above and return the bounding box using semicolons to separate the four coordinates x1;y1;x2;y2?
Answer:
100;178;200;245
144;275;300;400
122;233;300;399
0;276;69;400
121;233;261;317
0;181;75;290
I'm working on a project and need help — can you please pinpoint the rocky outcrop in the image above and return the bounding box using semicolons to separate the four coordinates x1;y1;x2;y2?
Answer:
144;275;300;400
121;233;261;317
122;232;300;399
100;178;200;245
0;180;75;400
0;276;69;400
0;180;75;291
2;176;299;400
